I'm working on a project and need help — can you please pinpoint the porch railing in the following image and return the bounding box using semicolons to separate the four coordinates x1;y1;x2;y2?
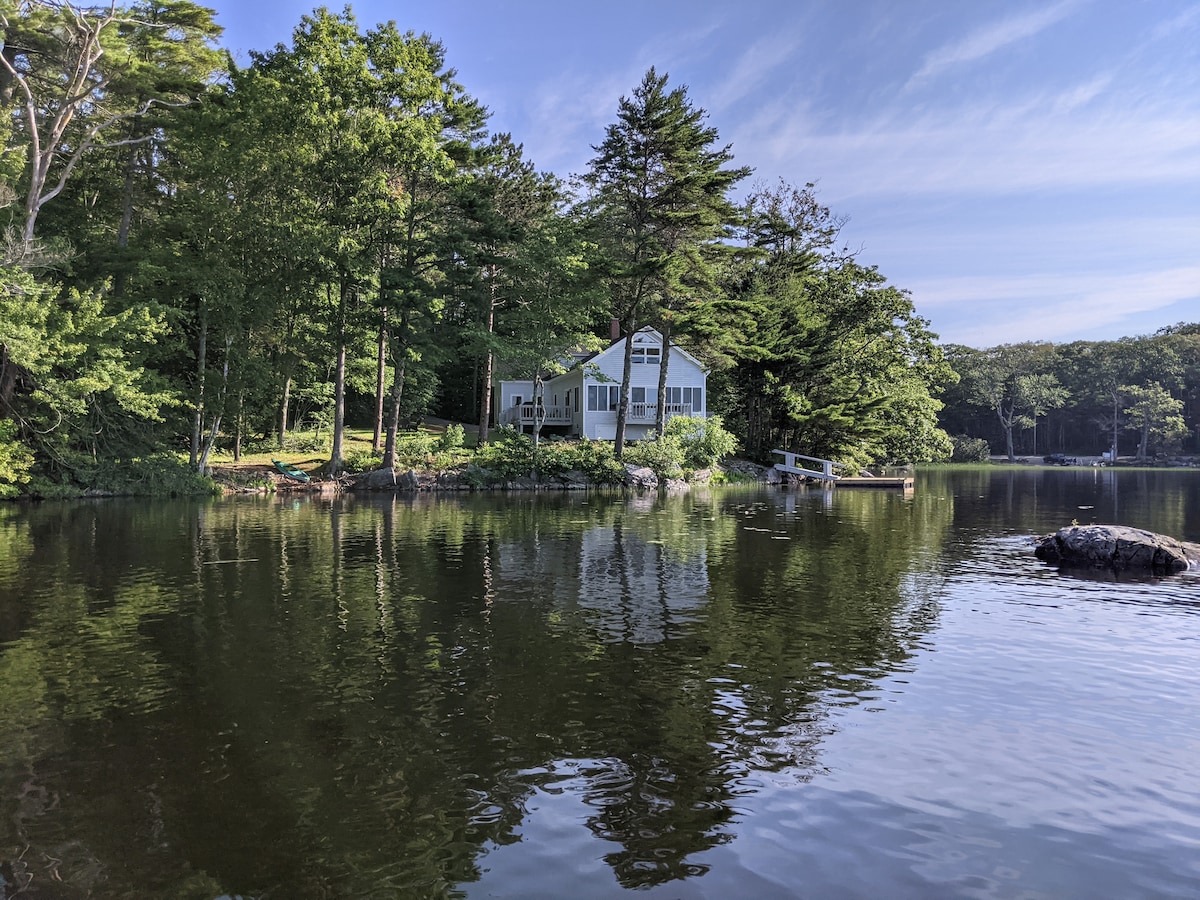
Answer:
510;404;574;425
628;402;695;422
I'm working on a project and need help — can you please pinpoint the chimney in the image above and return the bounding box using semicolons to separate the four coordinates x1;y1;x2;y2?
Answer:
610;317;620;342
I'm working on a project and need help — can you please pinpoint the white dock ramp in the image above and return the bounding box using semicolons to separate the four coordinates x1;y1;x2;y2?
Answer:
771;450;843;483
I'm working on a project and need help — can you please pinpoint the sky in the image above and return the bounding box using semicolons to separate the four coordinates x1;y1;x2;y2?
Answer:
204;0;1199;348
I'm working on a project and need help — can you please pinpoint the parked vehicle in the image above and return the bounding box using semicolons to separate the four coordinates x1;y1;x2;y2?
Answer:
1043;453;1071;466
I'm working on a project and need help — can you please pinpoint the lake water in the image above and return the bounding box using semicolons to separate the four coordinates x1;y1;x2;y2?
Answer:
1;468;1198;899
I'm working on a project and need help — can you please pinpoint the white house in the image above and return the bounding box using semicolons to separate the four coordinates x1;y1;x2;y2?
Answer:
495;327;708;441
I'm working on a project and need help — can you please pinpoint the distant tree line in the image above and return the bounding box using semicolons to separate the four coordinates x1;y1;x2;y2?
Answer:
939;325;1200;462
2;2;954;496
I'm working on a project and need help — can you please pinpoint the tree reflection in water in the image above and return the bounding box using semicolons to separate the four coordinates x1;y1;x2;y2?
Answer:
0;484;951;897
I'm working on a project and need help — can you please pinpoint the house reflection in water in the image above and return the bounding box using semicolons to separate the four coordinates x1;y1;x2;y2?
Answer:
492;502;710;644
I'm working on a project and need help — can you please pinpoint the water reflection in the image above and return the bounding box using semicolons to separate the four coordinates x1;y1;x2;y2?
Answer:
2;472;1197;897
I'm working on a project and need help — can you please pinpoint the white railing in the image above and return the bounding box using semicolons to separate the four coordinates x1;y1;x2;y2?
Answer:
515;403;573;425
628;402;694;422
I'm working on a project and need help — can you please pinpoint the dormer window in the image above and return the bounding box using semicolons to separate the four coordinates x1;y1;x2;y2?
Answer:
631;346;660;364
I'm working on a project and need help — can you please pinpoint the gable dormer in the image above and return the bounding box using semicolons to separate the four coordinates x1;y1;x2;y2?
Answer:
630;330;662;366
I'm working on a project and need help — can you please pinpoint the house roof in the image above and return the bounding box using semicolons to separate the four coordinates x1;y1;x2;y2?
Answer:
495;327;708;387
571;327;709;375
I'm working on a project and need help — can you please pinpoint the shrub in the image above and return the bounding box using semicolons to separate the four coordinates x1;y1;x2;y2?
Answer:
624;434;685;479
950;434;992;463
568;438;625;484
343;448;383;474
438;423;465;451
473;430;534;480
283;431;330;454
80;453;221;497
664;415;738;469
383;431;440;468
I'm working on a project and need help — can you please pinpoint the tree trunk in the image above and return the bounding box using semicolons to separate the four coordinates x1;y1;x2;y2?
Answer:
191;301;207;468
0;342;18;413
1111;394;1120;460
116;117;143;251
655;321;672;436
331;340;346;474
330;281;349;475
477;271;497;446
278;373;292;450
382;358;407;470
233;390;244;462
372;312;387;452
531;372;545;477
198;336;232;474
614;320;635;459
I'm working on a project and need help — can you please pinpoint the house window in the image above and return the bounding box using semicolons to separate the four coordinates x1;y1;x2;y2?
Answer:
632;387;646;404
632;346;661;364
588;385;619;411
512;395;522;407
666;387;702;412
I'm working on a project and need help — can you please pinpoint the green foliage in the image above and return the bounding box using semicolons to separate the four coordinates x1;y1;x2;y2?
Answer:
473;429;533;480
584;67;750;453
663;415;738;468
1;270;179;470
283;431;331;454
939;329;1200;458
950;434;992;463
623;435;685;479
438;423;465;451
391;431;438;463
72;453;220;497
1122;382;1188;459
0;421;34;498
567;438;626;484
342;448;383;474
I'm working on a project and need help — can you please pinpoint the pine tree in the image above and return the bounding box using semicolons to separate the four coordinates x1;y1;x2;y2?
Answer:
583;68;748;455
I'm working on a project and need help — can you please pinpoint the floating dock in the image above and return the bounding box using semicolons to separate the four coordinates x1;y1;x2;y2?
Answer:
831;475;914;489
771;450;913;489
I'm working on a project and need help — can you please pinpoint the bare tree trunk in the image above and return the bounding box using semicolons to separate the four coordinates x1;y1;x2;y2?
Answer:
330;281;349;475
614;319;635;459
190;301;207;468
531;372;545;478
1111;394;1120;460
233;390;244;462
372;312;387;452
382;358;407;470
331;341;346;474
198;335;232;473
477;270;497;446
278;374;292;450
655;321;672;436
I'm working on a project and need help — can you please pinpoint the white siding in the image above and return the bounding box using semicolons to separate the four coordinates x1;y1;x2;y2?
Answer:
498;328;706;440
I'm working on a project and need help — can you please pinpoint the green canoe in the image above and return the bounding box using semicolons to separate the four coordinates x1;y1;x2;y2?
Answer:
271;459;310;483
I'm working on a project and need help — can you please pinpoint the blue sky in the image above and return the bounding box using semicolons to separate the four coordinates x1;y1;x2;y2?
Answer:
206;1;1199;348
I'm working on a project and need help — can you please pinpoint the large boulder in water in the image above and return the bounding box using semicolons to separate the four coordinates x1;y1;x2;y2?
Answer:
1035;524;1200;574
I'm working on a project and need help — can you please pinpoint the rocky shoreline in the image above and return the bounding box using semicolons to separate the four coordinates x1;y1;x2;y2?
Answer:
217;458;793;494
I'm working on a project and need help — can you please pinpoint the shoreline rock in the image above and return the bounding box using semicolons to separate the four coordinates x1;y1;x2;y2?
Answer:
1034;524;1200;574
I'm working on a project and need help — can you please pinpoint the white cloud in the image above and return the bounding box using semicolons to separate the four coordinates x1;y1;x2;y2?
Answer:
908;0;1084;87
1150;3;1200;41
910;266;1200;345
740;86;1200;201
707;32;803;114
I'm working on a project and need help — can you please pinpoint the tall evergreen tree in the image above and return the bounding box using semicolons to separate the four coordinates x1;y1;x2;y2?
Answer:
583;67;748;455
